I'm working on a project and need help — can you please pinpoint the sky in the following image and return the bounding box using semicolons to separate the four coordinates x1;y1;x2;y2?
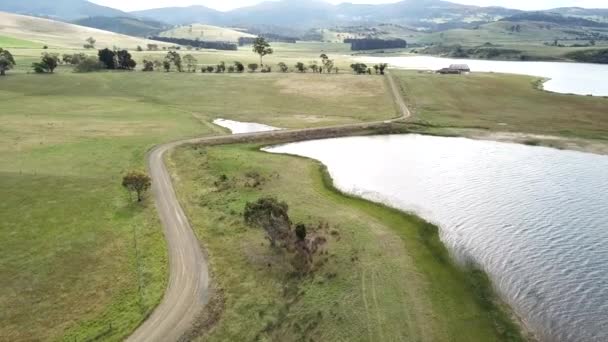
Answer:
90;0;608;12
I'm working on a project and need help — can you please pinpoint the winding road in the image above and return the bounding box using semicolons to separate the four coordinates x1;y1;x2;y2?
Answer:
128;72;409;341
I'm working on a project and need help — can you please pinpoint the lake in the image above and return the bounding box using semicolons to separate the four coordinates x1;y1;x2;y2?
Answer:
265;134;608;342
358;55;608;97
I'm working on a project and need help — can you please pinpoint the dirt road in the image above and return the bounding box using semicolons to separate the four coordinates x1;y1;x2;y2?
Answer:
128;72;409;341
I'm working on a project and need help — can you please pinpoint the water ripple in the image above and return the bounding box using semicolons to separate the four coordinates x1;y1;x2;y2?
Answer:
267;134;608;342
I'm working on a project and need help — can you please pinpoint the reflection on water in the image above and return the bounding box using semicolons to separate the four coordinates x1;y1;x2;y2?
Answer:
213;118;280;134
358;55;608;97
266;134;608;342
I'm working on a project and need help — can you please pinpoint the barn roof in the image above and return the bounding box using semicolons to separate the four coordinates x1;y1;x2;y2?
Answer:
449;64;471;70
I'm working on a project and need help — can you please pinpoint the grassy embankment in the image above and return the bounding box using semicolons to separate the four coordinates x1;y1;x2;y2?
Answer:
167;141;525;341
0;71;393;341
392;70;608;151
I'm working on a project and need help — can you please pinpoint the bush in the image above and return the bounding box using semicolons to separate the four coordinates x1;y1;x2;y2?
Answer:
247;63;259;72
295;62;307;73
74;57;105;73
278;62;289;72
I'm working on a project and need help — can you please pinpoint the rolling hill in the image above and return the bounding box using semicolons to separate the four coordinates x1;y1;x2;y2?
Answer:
0;0;127;21
74;16;169;37
132;5;222;26
131;0;521;31
158;24;255;43
0;11;171;49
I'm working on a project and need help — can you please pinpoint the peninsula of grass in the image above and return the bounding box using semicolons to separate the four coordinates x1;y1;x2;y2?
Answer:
393;70;608;141
0;71;394;341
167;143;525;341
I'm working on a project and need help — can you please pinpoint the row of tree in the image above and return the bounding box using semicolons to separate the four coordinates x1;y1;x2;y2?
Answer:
350;63;388;75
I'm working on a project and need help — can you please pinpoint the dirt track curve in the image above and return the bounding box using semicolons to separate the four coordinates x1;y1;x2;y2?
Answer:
128;71;409;341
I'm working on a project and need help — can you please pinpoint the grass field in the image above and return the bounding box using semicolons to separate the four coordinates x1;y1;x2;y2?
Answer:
166;143;524;341
0;71;394;341
394;70;608;141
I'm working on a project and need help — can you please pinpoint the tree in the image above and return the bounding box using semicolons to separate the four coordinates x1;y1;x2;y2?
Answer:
122;171;152;202
320;53;334;74
295;223;307;241
309;62;319;73
373;64;379;74
183;54;198;72
147;44;159;51
295;62;307;73
0;48;16;76
350;63;368;75
205;65;215;73
163;60;171;72
84;37;96;49
116;50;136;70
216;61;226;73
252;37;273;66
98;48;116;69
378;63;388;75
234;61;245;73
32;53;59;73
142;60;154;72
247;63;259;72
278;62;289;72
244;197;291;247
165;51;182;72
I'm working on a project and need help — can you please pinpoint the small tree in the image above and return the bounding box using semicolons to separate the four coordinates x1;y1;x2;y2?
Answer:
247;63;259;72
295;62;307;73
0;48;16;76
378;63;388;75
136;45;143;52
309;62;319;73
142;60;154;71
350;63;368;75
183;54;198;72
234;61;245;73
32;53;59;73
165;51;182;72
122;171;152;202
163;60;171;72
116;50;136;70
216;61;226;73
252;37;273;66
84;37;96;49
98;48;116;69
278;62;289;72
244;197;291;247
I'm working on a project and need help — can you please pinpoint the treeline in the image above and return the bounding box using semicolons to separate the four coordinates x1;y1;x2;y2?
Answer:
148;37;238;51
238;33;298;46
566;48;608;64
345;38;407;51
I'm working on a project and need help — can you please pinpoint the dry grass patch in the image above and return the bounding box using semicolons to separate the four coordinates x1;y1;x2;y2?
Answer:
276;74;387;99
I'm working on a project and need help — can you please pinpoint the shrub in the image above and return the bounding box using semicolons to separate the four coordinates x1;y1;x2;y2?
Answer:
73;57;105;73
278;62;289;72
247;63;259;72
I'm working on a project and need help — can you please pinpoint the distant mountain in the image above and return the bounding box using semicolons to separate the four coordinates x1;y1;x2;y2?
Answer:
74;16;169;37
131;0;521;31
0;0;127;21
131;5;222;26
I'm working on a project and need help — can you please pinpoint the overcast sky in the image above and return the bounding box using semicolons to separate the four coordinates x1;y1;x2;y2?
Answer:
90;0;608;12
